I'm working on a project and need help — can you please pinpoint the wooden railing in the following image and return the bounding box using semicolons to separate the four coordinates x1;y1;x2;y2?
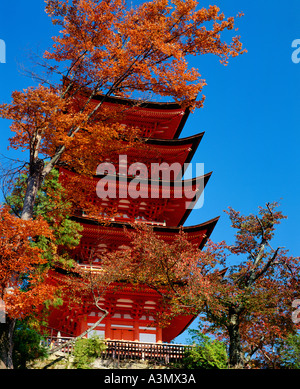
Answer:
103;340;191;362
43;336;75;354
43;337;191;362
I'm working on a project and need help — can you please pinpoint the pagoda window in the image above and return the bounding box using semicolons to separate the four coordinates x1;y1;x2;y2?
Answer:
139;333;156;343
116;299;133;305
124;314;133;319
87;329;105;339
116;299;133;308
118;245;130;250
145;301;156;305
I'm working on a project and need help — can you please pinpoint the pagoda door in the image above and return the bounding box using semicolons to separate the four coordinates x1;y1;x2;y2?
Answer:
111;328;134;341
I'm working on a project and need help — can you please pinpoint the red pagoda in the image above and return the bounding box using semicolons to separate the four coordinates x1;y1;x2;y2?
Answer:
46;94;219;343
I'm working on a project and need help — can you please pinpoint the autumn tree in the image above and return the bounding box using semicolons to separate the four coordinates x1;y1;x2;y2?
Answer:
99;202;299;368
0;0;245;222
0;205;56;369
0;168;84;368
200;202;300;368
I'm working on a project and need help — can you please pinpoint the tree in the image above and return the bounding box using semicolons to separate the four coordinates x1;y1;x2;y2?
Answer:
0;205;56;368
93;222;226;329
12;320;48;369
181;329;228;369
275;333;300;369
199;202;300;368
0;0;245;222
73;335;107;369
99;202;299;368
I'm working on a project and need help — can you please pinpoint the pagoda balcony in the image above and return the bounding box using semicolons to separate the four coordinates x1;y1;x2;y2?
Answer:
77;263;103;273
83;214;167;227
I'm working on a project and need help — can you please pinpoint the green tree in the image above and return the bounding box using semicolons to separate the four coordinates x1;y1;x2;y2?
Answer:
6;168;82;268
182;329;228;369
12;321;48;369
73;335;107;369
275;333;300;369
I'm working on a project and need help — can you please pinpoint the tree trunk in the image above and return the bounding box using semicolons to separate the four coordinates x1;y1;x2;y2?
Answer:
0;318;16;369
4;160;45;368
21;159;44;220
228;309;244;368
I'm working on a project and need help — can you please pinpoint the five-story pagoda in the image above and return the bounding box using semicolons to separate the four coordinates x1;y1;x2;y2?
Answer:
47;92;218;343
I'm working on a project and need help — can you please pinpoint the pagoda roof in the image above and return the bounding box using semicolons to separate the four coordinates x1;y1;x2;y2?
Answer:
73;92;190;139
145;132;203;148
142;132;204;177
59;133;204;180
71;216;219;255
60;169;212;227
91;92;190;110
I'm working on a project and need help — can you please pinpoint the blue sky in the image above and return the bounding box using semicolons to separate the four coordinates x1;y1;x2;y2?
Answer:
0;1;299;344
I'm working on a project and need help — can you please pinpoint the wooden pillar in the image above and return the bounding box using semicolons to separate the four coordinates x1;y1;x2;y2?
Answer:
105;318;111;339
78;315;88;337
134;321;139;342
157;327;162;343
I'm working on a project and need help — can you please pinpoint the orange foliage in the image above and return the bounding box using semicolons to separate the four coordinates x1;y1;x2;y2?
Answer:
45;0;245;108
0;205;56;320
0;0;246;221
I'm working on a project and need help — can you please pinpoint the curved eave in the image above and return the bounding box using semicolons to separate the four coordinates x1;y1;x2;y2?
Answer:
99;94;191;139
64;77;189;110
94;171;212;187
64;78;192;139
60;167;211;189
71;216;220;250
145;132;204;146
145;132;204;168
58;133;203;180
154;216;219;249
177;172;211;226
162;314;196;343
89;92;188;110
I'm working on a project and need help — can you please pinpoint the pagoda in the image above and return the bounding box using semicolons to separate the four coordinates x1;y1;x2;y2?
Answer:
46;94;219;343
